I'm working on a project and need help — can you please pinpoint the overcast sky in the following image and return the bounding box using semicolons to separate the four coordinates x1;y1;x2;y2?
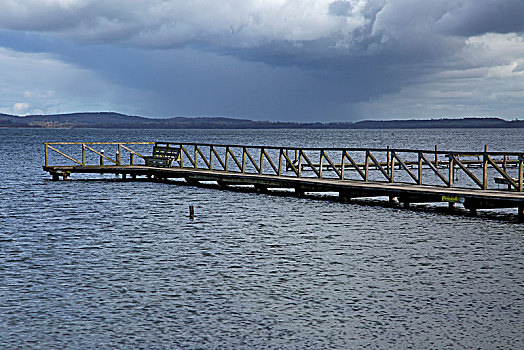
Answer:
0;0;523;121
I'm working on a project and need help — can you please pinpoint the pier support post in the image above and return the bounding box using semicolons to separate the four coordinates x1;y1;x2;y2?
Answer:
185;178;200;186
339;191;353;202
295;188;305;197
255;185;268;194
519;206;524;222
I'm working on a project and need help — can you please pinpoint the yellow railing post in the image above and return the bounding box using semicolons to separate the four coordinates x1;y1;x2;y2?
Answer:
519;155;523;192
178;143;183;168
117;144;121;165
209;146;213;170
259;147;264;175
448;154;454;188
418;153;423;185
44;143;48;166
365;151;370;182
298;150;302;178
194;145;198;169
278;148;283;176
482;154;488;190
242;147;246;174
390;151;395;183
386;146;390;177
225;146;230;172
82;144;86;165
319;150;323;179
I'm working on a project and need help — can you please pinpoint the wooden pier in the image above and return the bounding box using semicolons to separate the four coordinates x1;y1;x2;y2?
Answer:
43;142;524;221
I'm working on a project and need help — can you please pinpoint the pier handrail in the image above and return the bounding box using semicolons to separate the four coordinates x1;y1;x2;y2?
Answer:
43;141;524;192
44;141;155;167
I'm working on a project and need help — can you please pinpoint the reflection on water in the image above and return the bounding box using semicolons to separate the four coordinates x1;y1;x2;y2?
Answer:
0;128;523;349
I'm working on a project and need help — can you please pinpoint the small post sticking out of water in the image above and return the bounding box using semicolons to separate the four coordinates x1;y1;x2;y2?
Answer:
100;150;105;165
189;205;195;219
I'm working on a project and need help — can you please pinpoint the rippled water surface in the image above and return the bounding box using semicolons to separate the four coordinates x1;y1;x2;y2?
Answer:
0;128;523;349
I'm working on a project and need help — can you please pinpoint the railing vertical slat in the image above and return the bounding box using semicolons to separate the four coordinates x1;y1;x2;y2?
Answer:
519;155;523;192
483;154;488;190
448;155;454;188
365;151;369;182
340;151;346;180
194;145;198;169
278;149;283;176
298;150;302;178
242;147;246;174
418;153;423;185
390;151;395;183
117;144;122;165
319;150;323;179
387;146;390;177
178;143;183;167
210;146;213;170
259;147;264;175
225;146;229;172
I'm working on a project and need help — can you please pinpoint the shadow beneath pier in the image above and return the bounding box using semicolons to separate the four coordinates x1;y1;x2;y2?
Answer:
45;177;523;223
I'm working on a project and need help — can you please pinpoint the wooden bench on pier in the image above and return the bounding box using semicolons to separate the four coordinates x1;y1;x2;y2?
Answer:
143;142;181;167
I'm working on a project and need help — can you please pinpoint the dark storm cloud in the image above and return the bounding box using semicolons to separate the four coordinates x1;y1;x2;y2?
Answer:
0;1;523;120
437;0;524;36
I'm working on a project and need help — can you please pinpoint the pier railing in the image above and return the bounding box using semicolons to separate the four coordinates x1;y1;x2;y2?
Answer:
44;142;155;167
44;142;524;192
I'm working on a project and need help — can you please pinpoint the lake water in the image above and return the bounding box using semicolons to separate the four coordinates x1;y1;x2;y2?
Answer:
0;128;523;349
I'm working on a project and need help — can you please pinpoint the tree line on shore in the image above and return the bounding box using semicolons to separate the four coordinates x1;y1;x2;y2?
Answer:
1;112;522;129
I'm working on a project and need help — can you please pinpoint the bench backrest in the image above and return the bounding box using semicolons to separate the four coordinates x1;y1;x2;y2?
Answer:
152;142;180;159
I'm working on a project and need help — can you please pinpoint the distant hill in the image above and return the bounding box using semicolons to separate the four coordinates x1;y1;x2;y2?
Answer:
0;112;522;129
352;117;523;129
0;112;149;128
